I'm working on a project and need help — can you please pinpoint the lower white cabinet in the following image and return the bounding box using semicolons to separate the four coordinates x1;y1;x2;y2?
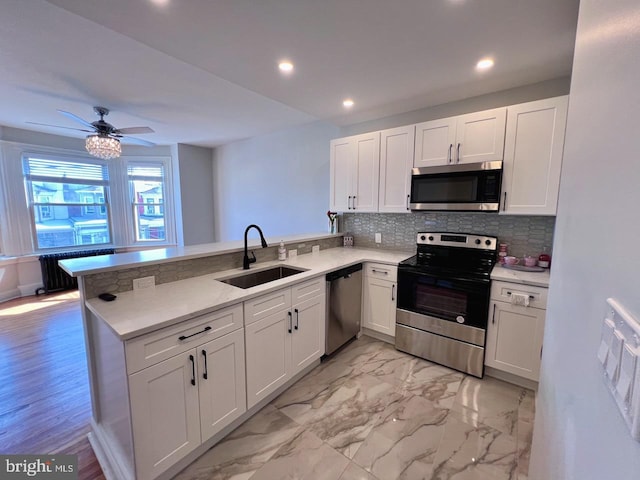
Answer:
363;263;397;337
127;307;246;480
244;277;326;408
485;281;547;381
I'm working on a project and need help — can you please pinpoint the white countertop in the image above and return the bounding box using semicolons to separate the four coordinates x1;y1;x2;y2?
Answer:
59;232;342;277
86;247;412;341
490;264;550;287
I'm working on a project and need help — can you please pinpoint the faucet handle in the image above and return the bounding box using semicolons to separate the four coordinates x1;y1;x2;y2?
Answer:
248;251;256;264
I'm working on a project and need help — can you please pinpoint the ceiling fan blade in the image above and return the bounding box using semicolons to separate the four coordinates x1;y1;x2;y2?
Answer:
26;121;93;133
57;109;95;129
120;135;156;147
114;126;155;135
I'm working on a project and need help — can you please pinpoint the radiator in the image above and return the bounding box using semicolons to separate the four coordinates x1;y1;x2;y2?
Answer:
36;249;115;295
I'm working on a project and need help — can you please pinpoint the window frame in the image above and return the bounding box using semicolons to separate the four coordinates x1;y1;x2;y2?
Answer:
23;154;114;252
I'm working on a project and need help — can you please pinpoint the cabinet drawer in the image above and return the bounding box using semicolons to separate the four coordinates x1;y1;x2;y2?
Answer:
365;262;398;282
125;303;243;374
244;287;292;326
291;276;325;303
490;280;548;309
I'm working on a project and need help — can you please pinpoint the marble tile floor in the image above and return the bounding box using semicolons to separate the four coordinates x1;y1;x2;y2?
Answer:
175;336;535;480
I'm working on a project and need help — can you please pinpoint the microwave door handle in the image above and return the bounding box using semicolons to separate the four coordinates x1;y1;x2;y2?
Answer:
448;143;453;164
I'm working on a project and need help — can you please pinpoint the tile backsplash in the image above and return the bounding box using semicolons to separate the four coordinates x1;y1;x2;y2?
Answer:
341;212;555;258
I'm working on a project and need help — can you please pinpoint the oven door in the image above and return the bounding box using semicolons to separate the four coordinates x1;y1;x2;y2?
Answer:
397;268;490;331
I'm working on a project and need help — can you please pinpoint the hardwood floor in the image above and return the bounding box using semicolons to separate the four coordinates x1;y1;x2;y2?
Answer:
0;291;105;479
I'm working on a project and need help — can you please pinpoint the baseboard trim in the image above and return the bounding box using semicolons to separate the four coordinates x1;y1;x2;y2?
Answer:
361;327;395;345
89;424;134;480
0;288;21;303
18;282;42;297
484;366;538;390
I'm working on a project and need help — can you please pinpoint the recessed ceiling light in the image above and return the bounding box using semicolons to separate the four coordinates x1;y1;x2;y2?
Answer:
476;57;495;70
343;99;355;108
278;61;294;73
150;0;170;6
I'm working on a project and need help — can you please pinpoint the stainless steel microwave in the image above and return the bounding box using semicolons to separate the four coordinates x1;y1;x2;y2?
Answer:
409;161;503;212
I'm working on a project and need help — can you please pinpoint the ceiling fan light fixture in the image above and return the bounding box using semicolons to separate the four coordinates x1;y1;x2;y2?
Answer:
86;134;121;159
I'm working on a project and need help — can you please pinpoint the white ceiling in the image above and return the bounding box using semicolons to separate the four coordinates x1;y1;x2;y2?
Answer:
0;0;579;147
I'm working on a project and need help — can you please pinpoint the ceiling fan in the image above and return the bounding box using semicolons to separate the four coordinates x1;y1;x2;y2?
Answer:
27;106;156;159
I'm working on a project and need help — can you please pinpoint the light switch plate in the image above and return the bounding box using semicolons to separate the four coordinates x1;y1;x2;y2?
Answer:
375;233;382;243
133;276;155;290
312;245;320;253
288;249;297;259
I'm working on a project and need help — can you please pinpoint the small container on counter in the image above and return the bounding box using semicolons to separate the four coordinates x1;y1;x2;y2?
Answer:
498;243;508;264
278;241;287;261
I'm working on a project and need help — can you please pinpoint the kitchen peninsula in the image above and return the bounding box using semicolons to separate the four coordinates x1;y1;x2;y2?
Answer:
60;233;410;480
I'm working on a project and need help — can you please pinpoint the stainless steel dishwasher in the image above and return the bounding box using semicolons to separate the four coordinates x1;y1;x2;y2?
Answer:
325;263;363;355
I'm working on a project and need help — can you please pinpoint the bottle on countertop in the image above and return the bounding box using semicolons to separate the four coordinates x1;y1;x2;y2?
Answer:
278;241;287;261
538;246;551;268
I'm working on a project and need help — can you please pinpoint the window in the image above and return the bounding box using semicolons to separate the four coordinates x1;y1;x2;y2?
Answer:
128;162;167;242
23;156;111;249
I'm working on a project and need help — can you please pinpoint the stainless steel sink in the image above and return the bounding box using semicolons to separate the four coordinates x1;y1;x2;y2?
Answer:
219;265;308;289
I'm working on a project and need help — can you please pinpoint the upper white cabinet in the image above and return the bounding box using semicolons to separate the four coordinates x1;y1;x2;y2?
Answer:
414;108;506;167
378;125;415;213
330;132;380;212
500;96;568;215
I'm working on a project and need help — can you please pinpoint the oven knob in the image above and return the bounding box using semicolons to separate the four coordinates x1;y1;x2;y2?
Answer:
420;235;426;241
456;316;465;324
485;240;492;246
475;239;481;245
428;236;434;241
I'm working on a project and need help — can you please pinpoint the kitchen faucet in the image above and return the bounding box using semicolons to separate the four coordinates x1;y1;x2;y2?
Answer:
243;224;268;269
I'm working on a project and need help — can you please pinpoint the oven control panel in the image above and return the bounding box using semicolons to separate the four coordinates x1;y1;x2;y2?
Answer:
416;232;497;251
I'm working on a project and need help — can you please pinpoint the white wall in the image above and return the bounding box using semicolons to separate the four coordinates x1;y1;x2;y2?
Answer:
212;120;340;241
340;77;571;137
529;1;640;479
176;143;215;245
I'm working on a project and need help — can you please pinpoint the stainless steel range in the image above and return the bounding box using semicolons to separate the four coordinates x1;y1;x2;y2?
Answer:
395;232;498;377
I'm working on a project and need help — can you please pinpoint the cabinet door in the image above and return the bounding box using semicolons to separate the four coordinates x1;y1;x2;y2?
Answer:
455;108;506;164
129;351;200;480
379;125;415;213
245;309;292;409
198;329;246;441
329;137;353;212
291;294;326;375
501;96;568;215
352;132;380;212
485;301;546;381
414;117;457;167
363;277;397;337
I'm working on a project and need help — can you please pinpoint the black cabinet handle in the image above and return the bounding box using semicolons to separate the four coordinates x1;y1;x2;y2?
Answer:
391;284;395;301
179;326;212;341
502;191;507;211
492;303;497;324
456;143;461;163
202;349;208;380
506;291;535;299
406;194;410;210
189;354;196;386
448;143;453;164
352;196;356;210
294;308;299;330
348;196;352;210
288;311;292;333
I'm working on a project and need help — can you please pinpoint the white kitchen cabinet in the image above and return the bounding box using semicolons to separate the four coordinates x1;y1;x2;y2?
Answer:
363;263;397;337
329;132;380;212
127;304;246;480
129;351;201;480
198;329;246;441
378;125;415;212
414;108;506;167
485;281;547;382
500;96;568;215
244;277;326;408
